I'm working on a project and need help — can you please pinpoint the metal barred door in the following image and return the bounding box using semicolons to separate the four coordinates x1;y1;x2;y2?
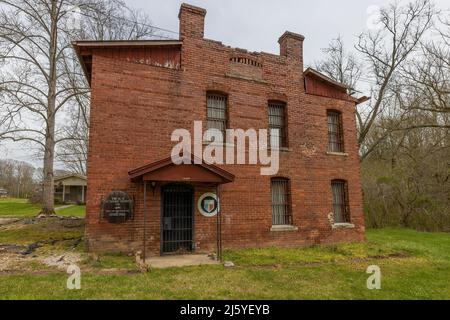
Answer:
161;184;194;254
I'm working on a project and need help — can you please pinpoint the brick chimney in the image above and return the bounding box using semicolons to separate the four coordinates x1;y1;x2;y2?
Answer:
278;31;305;66
179;3;207;40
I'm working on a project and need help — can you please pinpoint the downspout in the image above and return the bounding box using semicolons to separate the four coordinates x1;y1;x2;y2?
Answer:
216;184;223;262
220;185;223;261
143;181;147;262
216;184;219;261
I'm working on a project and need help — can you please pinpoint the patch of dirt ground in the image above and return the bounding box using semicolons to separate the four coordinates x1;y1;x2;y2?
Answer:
0;217;140;275
41;253;82;270
0;217;84;274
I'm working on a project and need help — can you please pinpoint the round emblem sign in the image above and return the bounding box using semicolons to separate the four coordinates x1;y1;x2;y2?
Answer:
198;193;220;217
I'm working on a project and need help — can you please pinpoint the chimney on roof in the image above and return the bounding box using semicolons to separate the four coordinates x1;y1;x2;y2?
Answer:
179;3;207;40
278;31;305;67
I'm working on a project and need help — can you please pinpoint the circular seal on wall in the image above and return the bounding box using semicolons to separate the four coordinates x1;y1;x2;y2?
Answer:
198;193;220;217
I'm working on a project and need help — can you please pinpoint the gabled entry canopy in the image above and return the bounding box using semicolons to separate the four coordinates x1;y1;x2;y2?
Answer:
128;154;235;184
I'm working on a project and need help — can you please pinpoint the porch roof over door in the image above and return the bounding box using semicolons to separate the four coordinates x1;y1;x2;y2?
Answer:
128;154;235;184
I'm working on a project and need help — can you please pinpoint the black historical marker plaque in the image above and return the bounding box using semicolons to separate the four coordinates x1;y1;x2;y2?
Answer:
101;191;133;223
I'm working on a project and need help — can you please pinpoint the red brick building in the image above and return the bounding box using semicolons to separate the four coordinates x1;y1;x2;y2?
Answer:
74;3;366;257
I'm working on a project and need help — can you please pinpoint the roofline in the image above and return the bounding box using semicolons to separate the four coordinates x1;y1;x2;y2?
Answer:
355;96;370;105
128;154;235;183
72;40;182;48
72;40;183;86
54;173;87;181
304;67;350;90
179;3;207;18
278;31;305;44
72;43;91;86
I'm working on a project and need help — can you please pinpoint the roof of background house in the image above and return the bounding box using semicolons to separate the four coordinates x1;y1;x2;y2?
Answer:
54;174;87;182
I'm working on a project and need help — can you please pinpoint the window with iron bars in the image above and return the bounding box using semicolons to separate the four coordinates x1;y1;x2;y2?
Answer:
271;178;292;225
327;110;344;153
206;93;228;142
331;180;350;223
268;102;287;149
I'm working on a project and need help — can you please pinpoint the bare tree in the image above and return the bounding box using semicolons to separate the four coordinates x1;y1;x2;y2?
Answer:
315;36;362;95
314;1;449;231
0;0;157;215
54;0;157;178
362;110;450;231
0;159;35;198
395;12;450;129
0;0;84;214
77;0;158;41
356;0;436;160
56;107;89;175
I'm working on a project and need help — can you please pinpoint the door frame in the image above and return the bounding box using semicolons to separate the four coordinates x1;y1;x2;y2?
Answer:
160;183;195;255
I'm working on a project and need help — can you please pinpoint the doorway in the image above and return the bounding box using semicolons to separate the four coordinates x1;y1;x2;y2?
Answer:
161;184;194;254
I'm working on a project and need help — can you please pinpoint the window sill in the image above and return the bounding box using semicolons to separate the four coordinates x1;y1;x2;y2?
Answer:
270;225;298;232
203;141;235;148
268;147;292;153
332;223;355;230
326;151;349;157
205;144;293;152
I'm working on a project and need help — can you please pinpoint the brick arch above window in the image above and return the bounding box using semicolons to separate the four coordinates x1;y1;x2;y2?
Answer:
205;83;230;95
267;93;288;103
271;175;291;181
327;108;343;114
206;90;229;98
268;99;287;105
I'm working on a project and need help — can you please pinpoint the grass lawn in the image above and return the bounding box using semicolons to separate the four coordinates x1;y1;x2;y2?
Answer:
0;225;449;299
0;198;85;218
0;198;42;218
56;205;86;217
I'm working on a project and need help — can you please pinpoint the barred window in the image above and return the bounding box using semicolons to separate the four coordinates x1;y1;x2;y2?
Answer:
331;180;350;223
268;102;287;149
271;178;292;225
206;93;227;141
327;110;344;153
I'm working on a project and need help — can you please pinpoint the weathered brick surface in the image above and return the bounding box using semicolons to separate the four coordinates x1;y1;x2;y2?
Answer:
84;3;365;255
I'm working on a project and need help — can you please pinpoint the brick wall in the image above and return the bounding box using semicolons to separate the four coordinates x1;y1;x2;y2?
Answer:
84;3;365;255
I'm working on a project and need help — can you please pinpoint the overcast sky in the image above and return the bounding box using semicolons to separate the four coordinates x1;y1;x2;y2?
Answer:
1;0;449;167
128;0;449;63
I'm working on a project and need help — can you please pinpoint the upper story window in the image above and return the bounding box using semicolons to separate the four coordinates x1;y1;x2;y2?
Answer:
268;101;287;149
327;110;344;153
331;179;350;223
206;93;228;141
271;178;292;226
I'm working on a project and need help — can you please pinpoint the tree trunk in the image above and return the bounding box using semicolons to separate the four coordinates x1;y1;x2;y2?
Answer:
42;126;55;215
40;0;58;216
